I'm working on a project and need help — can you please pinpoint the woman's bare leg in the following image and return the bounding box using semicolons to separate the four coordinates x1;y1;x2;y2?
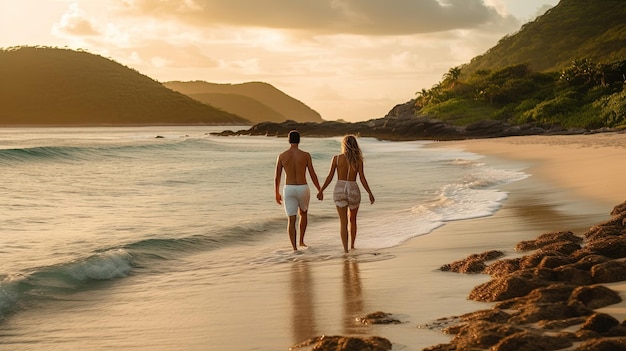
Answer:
349;207;359;250
336;206;349;253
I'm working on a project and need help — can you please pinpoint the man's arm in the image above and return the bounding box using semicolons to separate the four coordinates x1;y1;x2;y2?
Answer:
306;152;321;192
274;155;283;204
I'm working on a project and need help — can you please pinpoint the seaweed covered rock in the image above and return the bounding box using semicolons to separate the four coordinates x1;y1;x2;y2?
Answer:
439;250;504;273
291;335;392;351
516;231;582;251
575;338;626;351
356;311;402;325
491;330;572;351
569;285;622;309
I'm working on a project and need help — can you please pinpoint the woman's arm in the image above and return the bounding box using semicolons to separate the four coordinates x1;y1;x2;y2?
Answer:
358;160;375;204
318;156;337;199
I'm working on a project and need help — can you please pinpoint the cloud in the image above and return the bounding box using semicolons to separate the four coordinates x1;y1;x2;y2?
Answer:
53;2;100;37
117;0;519;35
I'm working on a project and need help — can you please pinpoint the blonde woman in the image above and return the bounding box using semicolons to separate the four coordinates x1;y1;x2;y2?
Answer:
318;135;375;253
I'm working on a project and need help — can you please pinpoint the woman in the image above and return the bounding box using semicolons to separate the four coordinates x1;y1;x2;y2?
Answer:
318;135;375;253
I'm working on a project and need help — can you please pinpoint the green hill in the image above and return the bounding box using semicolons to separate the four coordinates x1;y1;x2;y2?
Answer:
0;47;249;126
164;81;323;123
412;0;626;130
183;92;286;123
463;0;626;75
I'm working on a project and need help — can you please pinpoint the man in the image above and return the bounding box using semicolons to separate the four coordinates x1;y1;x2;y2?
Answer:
274;130;321;251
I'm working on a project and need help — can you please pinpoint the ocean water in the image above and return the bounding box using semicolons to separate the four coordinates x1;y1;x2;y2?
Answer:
0;126;528;350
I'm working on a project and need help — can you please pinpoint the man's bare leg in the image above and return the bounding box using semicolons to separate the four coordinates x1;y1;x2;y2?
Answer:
337;206;349;253
299;208;308;247
349;207;359;250
288;215;298;251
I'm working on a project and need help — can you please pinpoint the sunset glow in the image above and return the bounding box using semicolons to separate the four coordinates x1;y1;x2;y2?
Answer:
0;0;558;121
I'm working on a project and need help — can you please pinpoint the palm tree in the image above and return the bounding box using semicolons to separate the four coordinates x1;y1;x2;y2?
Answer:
442;66;462;88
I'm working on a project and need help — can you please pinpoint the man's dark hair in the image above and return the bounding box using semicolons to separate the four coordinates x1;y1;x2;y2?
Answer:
288;130;300;144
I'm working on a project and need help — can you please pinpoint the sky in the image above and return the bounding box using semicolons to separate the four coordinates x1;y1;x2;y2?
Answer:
0;0;559;122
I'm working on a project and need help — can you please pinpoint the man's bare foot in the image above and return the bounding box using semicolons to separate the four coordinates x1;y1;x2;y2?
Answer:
299;242;308;248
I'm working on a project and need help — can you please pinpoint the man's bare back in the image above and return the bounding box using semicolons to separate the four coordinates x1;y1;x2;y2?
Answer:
278;147;312;185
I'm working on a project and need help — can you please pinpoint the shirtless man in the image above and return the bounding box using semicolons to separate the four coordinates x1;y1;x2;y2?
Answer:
274;130;321;251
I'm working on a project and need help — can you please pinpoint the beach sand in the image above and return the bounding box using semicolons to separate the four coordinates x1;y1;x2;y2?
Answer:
304;132;626;350
445;132;626;209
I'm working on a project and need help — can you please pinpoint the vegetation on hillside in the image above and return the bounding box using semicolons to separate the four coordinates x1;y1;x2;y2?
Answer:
414;0;626;130
463;0;626;75
415;59;626;129
0;46;249;125
164;81;323;123
185;92;287;123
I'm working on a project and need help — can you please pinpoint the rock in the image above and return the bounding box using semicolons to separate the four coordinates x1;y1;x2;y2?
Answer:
537;255;574;269
484;257;521;277
591;260;626;283
494;284;575;310
384;100;416;119
439;250;504;273
571;255;611;271
583;204;626;241
507;301;592;325
541;241;582;255
291;335;392;351
491;330;572;351
580;313;620;334
447;321;522;350
464;120;509;138
570;285;622;309
460;309;512;324
573;236;626;259
539;316;587;330
427;202;626;351
584;224;626;242
575;338;626;351
520;251;559;270
553;266;593;285
611;201;626;216
469;271;552;302
516;231;582;251
356;311;402;325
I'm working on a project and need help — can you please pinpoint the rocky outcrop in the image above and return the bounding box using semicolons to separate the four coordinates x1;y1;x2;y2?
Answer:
212;100;591;141
423;200;626;351
211;117;579;141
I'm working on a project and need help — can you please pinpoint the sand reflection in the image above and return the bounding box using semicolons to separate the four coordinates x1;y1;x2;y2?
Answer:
290;261;317;342
342;258;367;334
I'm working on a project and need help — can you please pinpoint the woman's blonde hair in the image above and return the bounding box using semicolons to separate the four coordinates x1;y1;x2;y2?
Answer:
341;135;362;170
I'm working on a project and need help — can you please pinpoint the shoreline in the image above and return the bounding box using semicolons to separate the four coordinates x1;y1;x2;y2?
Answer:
409;133;626;350
440;132;626;208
